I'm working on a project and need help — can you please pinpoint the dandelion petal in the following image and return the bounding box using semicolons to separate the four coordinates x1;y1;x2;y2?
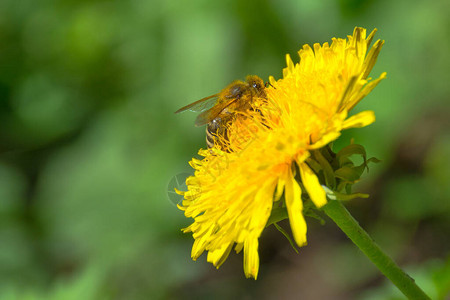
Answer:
284;167;307;246
299;162;327;208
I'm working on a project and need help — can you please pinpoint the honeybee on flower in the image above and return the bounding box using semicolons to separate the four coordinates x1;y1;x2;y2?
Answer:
175;75;267;151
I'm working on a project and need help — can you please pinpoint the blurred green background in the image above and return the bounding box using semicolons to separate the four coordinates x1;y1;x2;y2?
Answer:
0;0;449;299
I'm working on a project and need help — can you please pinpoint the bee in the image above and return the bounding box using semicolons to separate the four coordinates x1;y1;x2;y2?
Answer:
175;75;267;151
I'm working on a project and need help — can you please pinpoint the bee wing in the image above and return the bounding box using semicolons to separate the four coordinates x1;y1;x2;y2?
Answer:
174;94;219;114
194;106;221;126
194;98;238;126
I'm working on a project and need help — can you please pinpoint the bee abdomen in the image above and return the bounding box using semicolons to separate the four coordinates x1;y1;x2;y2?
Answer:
206;118;221;149
206;127;215;148
206;117;231;151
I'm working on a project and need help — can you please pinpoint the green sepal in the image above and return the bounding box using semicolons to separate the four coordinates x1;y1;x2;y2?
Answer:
365;157;381;172
336;144;367;165
322;185;369;201
273;223;299;254
367;157;381;164
336;181;348;193
303;203;326;225
345;184;352;195
352;163;367;178
335;166;362;182
305;157;322;174
313;150;337;190
339;156;354;167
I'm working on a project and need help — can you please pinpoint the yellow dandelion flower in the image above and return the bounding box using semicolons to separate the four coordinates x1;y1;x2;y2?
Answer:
178;27;386;279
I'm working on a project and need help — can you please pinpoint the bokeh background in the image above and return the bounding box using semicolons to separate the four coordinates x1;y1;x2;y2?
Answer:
0;0;449;299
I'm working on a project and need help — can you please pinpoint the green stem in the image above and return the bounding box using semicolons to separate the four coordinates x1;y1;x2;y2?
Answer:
322;200;430;300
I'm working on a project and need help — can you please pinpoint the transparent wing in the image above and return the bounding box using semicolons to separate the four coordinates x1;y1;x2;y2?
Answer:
174;94;219;114
194;98;239;126
194;105;223;126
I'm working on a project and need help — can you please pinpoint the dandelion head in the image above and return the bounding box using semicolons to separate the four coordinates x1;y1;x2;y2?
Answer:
178;27;385;279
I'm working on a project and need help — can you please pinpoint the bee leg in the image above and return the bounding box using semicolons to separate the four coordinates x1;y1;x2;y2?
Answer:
265;81;276;89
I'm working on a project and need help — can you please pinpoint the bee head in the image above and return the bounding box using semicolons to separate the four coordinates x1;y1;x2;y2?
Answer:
245;75;266;98
246;75;264;90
